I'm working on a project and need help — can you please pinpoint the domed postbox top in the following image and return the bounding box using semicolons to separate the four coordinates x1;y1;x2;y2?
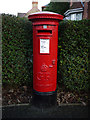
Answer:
28;11;63;21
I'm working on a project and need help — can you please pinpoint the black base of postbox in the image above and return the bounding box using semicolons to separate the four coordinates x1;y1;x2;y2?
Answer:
32;89;57;108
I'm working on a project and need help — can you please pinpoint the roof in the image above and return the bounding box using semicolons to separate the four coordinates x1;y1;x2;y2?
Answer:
70;2;83;9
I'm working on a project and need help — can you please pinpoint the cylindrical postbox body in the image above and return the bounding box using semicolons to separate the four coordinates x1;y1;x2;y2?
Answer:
28;12;63;107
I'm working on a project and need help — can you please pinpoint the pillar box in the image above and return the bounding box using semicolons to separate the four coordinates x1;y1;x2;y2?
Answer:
28;12;63;107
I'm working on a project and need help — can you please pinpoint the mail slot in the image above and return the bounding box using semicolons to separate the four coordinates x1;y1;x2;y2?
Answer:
28;12;63;107
38;30;52;35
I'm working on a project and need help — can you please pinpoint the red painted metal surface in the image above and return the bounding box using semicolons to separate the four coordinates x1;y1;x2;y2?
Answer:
28;12;63;92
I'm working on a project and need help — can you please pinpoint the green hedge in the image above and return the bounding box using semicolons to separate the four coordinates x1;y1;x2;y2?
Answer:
2;14;89;92
58;20;89;92
2;14;33;87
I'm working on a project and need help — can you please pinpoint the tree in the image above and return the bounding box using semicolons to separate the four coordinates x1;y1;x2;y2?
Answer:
43;2;70;16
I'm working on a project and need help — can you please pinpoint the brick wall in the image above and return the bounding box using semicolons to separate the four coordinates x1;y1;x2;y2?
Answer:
70;2;83;9
88;1;90;19
83;2;88;19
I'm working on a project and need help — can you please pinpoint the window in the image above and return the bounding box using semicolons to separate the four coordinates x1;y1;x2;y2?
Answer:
76;13;82;20
70;13;82;21
71;14;76;20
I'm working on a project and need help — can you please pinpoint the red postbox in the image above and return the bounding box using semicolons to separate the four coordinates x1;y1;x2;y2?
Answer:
28;12;63;107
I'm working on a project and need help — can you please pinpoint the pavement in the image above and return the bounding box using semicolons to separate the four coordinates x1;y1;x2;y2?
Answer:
2;103;89;119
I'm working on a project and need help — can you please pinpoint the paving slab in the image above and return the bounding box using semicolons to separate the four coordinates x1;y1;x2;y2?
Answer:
2;104;89;119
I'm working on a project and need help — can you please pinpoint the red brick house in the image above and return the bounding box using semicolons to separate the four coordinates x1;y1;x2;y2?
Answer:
64;1;90;20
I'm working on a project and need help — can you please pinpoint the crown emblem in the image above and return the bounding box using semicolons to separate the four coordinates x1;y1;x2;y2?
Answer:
41;64;48;72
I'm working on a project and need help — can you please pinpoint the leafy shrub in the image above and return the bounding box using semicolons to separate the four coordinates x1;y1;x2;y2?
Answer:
2;14;33;87
58;20;89;92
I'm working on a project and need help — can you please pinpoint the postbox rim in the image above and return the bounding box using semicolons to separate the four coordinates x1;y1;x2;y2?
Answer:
28;11;63;21
29;11;61;15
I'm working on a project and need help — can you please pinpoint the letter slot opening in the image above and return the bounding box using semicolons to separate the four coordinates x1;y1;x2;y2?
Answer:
38;30;52;35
